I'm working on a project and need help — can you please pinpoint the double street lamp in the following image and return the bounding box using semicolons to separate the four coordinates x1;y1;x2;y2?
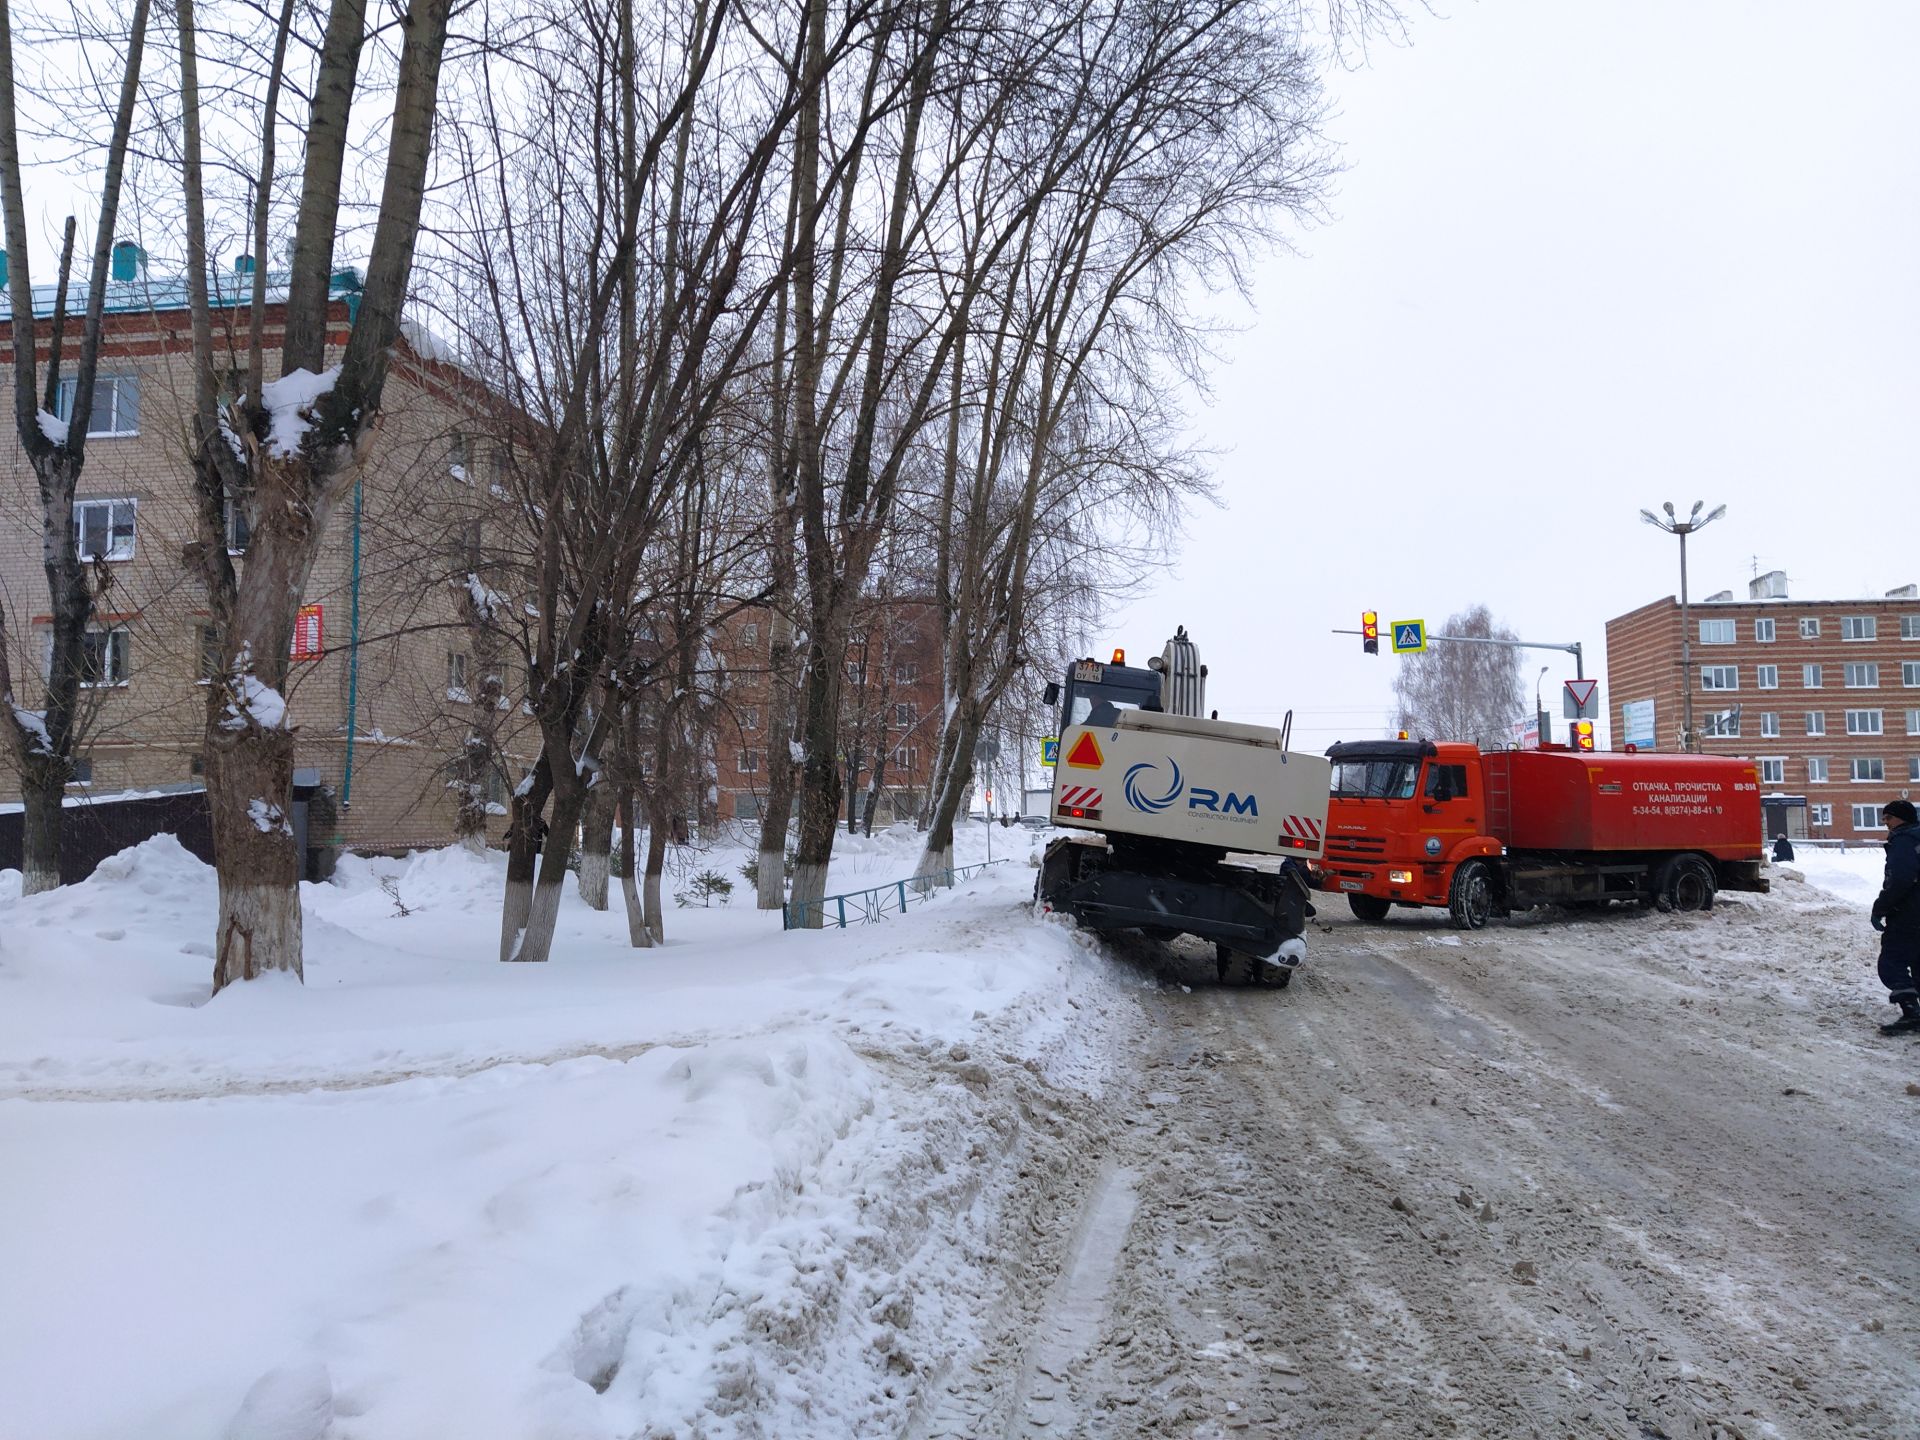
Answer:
1640;501;1727;753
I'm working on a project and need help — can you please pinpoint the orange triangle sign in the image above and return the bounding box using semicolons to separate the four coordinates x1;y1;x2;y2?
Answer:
1065;732;1103;769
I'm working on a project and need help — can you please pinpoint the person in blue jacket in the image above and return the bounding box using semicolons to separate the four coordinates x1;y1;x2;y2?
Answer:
1872;798;1920;1031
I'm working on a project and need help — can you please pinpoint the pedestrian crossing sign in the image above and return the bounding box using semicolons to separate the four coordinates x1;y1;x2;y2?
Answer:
1390;620;1427;654
1041;736;1059;767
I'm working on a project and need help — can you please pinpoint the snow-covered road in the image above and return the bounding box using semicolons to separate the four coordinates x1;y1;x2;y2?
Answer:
4;837;1916;1438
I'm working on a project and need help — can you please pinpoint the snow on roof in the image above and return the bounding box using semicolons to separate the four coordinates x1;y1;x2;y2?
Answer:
0;266;362;322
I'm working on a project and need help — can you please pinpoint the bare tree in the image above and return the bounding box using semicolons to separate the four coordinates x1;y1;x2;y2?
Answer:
0;0;151;893
1391;605;1526;747
175;0;453;989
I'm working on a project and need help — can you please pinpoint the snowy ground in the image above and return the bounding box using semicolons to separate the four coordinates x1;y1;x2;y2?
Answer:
5;835;1914;1439
0;821;1134;1440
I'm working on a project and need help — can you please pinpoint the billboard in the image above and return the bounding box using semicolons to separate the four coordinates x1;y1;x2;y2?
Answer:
1621;698;1655;750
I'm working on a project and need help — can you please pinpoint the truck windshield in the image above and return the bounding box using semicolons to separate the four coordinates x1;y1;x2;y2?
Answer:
1330;758;1419;799
1068;694;1143;728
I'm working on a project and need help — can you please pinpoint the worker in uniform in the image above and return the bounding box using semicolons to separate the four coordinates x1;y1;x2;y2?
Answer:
1871;798;1920;1032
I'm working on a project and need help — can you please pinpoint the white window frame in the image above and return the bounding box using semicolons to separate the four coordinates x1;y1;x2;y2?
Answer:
1850;757;1885;782
1844;662;1880;688
1904;615;1920;641
1845;709;1883;736
1701;710;1740;738
73;497;137;561
1910;757;1920;783
1806;757;1829;783
1805;711;1826;736
738;749;762;775
891;744;917;769
223;496;250;555
1800;617;1821;639
737;705;759;731
1754;618;1776;643
1698;618;1735;645
741;622;759;647
1803;664;1822;688
1756;664;1778;690
447;651;471;703
892;702;916;727
78;625;131;687
1759;757;1785;786
1904;661;1920;688
1852;804;1885;831
1700;665;1738;691
1908;708;1920;736
1810;802;1832;827
1842;616;1877;641
893;662;919;684
55;373;140;437
1760;712;1780;738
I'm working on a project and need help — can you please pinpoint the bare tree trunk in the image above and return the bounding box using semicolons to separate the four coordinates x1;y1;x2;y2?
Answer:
919;698;983;882
753;609;799;908
499;755;552;960
618;788;650;947
642;797;667;944
577;782;614;909
516;773;584;963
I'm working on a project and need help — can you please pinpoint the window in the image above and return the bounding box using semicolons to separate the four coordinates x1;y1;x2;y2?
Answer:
1844;663;1879;688
738;749;762;774
1909;709;1920;736
447;652;470;702
1759;757;1784;785
893;662;919;684
1842;616;1877;641
1803;664;1822;688
1757;665;1779;689
1424;764;1471;800
893;702;917;727
891;744;918;769
1699;619;1735;645
741;622;759;646
1910;757;1920;783
1810;803;1832;827
54;373;140;436
1760;712;1780;738
846;661;866;685
1905;662;1920;688
737;705;760;730
1845;709;1883;736
1806;757;1829;783
223;495;250;555
734;793;762;819
1853;804;1886;830
1754;618;1776;643
1904;616;1920;641
1701;710;1740;738
1800;618;1821;639
1700;665;1738;690
448;428;471;473
1850;757;1885;782
1805;711;1826;735
68;757;93;786
79;626;130;686
73;498;136;560
454;519;482;572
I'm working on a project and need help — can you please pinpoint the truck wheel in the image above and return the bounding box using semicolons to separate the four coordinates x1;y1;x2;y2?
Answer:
1448;860;1494;930
1347;894;1392;924
1655;855;1716;913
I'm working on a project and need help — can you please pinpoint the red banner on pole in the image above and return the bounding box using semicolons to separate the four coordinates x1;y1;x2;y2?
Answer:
292;604;324;661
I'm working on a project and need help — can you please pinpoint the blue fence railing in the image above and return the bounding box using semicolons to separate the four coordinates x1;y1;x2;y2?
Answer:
782;861;1004;931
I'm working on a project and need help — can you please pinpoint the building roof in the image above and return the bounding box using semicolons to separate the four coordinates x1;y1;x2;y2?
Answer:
0;265;363;322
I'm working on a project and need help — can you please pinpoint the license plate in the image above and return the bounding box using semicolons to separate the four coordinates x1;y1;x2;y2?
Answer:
1339;880;1364;892
1073;660;1103;681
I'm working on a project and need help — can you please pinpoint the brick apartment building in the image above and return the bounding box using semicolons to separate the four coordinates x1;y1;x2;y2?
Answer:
0;249;535;857
708;600;945;828
1607;570;1920;841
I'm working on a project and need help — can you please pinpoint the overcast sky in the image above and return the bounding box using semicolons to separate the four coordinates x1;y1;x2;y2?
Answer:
1108;0;1920;746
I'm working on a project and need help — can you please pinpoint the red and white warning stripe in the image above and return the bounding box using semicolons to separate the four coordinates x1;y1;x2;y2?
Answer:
1058;786;1104;809
1282;814;1323;841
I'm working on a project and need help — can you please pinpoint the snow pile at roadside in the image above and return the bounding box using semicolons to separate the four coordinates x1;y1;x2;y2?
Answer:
1785;844;1886;910
0;824;1129;1439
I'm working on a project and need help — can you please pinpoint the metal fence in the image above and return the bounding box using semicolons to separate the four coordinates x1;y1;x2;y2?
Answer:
0;787;215;884
781;860;1004;931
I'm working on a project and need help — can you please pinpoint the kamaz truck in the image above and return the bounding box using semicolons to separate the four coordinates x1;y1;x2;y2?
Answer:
1314;739;1768;928
1034;629;1332;986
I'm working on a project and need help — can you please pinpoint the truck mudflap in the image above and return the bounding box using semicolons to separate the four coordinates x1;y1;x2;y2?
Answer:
1037;836;1312;962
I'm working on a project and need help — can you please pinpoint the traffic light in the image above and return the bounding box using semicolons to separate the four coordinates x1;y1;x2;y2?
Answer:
1572;719;1595;752
1362;611;1379;655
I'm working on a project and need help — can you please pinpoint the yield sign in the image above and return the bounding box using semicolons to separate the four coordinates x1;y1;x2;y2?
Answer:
1064;732;1104;769
1564;678;1598;717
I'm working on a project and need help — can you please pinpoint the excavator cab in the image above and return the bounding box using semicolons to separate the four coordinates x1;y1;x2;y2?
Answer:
1045;656;1162;738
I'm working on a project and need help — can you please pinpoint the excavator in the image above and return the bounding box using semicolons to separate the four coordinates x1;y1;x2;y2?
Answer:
1034;628;1332;986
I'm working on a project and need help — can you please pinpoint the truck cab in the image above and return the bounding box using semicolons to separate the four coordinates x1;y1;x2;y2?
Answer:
1315;739;1500;922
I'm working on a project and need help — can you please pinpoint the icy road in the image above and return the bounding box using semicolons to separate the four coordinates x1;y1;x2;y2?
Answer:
921;866;1920;1440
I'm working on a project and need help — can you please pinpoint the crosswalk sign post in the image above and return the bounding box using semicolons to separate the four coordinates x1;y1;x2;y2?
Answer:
1389;619;1427;654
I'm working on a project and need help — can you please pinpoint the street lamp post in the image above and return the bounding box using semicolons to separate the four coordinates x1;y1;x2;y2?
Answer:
1640;501;1726;753
1535;665;1551;748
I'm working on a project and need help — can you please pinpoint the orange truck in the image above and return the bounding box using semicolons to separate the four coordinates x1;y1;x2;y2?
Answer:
1313;740;1768;928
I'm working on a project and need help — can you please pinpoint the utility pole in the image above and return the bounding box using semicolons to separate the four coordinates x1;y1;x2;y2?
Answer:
1641;502;1726;753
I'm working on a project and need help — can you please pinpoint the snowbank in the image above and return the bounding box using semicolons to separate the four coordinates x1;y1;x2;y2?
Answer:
1785;844;1887;910
0;823;1126;1438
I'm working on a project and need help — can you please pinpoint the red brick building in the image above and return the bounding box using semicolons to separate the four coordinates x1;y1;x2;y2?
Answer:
1607;571;1920;841
709;600;945;828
